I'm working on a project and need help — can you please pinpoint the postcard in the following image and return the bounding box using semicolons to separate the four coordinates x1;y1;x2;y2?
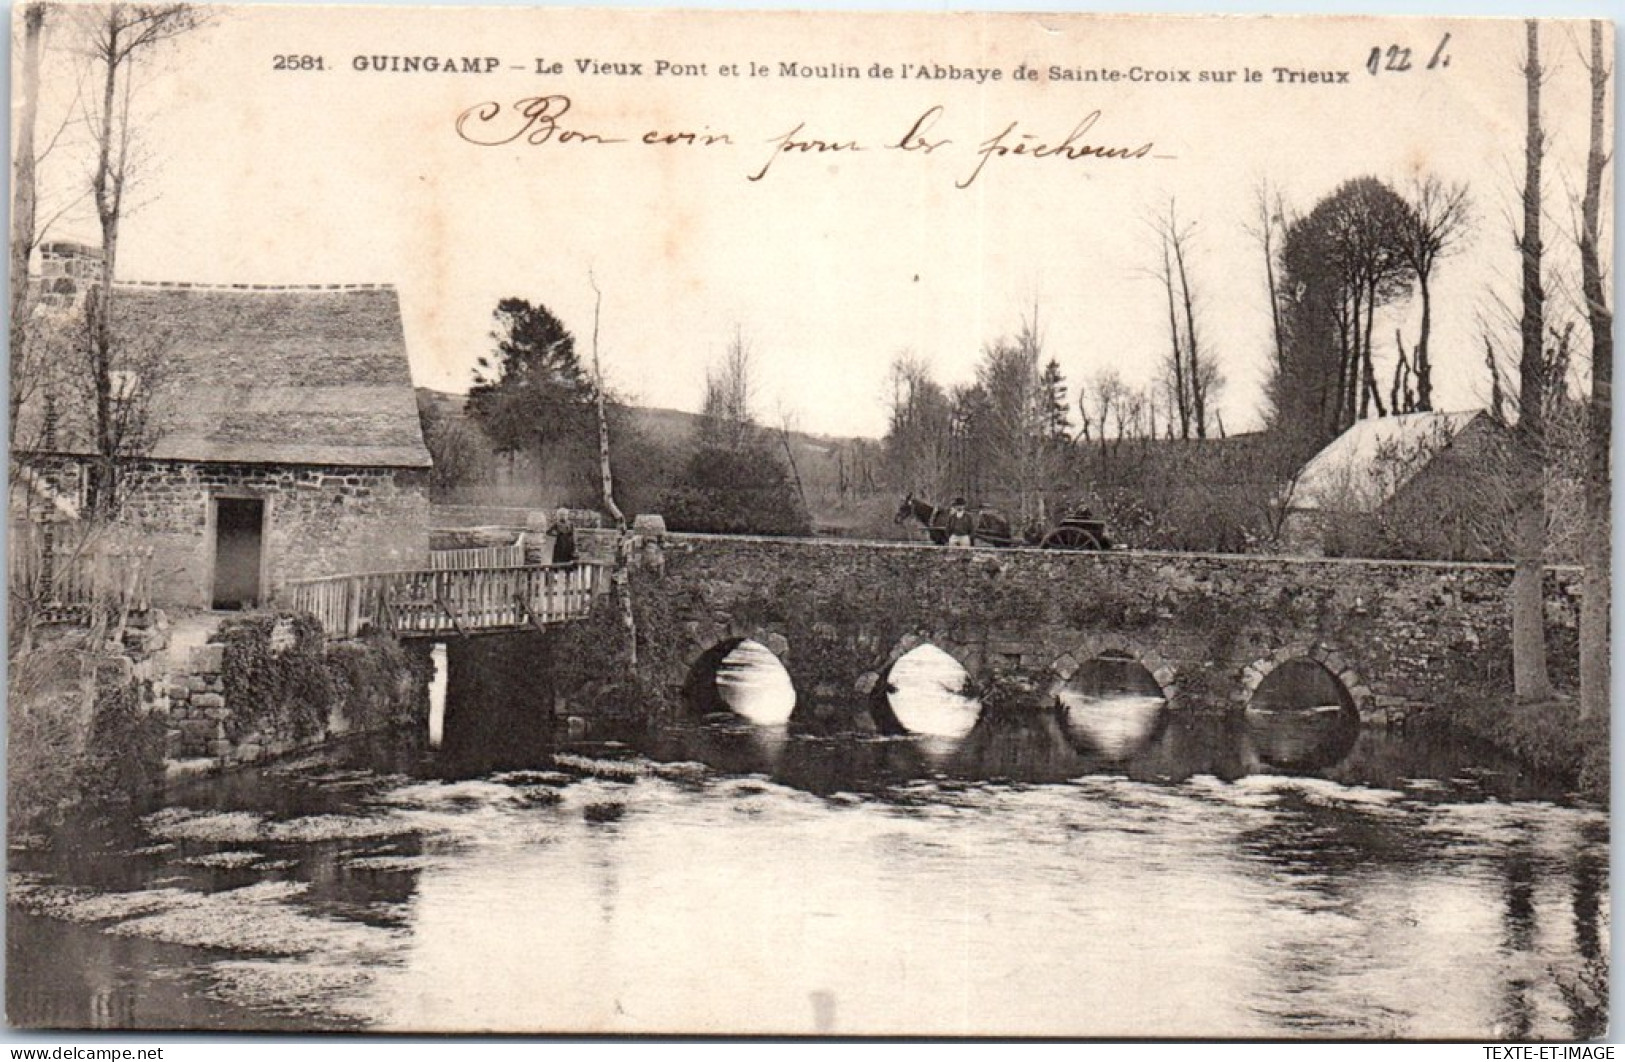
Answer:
6;3;1612;1039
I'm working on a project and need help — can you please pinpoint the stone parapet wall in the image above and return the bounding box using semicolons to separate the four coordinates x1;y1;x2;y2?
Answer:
627;534;1582;726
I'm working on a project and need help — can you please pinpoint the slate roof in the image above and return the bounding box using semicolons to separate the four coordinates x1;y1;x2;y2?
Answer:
27;283;433;469
1291;410;1490;512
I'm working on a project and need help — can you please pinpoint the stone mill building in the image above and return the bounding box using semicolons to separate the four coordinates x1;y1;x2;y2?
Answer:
13;242;432;611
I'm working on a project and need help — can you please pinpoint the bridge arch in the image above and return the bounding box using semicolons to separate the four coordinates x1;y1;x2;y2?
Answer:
681;631;796;723
1240;644;1367;715
1242;647;1363;769
865;634;981;737
1049;635;1177;702
876;632;978;677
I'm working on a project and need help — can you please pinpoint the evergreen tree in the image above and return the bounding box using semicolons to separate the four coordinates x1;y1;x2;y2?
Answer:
1040;358;1072;441
466;298;598;455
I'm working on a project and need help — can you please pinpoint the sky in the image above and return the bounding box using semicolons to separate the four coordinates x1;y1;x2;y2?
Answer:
19;4;1614;440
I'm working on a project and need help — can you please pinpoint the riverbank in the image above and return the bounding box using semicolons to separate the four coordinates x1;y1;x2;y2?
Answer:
1434;692;1608;804
7;612;432;843
7;627;168;838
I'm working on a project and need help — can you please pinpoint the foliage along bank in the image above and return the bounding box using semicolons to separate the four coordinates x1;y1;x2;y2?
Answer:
8;612;432;841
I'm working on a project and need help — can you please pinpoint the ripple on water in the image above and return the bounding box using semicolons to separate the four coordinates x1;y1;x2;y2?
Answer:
144;809;265;844
208;960;379;1024
9;875;192;924
553;752;710;784
375;778;561;811
144;808;411;845
108;881;403;960
342;854;446;873
176;850;268;869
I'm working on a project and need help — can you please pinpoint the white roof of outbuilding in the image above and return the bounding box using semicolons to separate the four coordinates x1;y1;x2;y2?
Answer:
1291;410;1490;512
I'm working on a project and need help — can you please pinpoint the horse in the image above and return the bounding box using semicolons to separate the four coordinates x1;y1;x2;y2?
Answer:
894;493;1016;547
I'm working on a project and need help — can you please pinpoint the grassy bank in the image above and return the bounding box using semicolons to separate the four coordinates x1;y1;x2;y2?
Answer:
1436;692;1608;804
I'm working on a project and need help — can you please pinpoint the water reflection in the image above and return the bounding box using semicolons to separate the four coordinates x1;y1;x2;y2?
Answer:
1059;694;1166;760
1244;706;1360;771
713;640;796;725
1054;654;1168;761
6;686;1608;1037
884;645;979;738
427;643;448;748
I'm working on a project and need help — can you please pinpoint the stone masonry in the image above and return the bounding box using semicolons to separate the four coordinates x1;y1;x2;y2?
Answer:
162;641;238;760
618;534;1582;728
116;460;430;609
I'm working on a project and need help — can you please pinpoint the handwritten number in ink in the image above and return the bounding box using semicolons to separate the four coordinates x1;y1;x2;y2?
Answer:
1426;32;1452;70
1366;34;1449;77
1364;46;1412;75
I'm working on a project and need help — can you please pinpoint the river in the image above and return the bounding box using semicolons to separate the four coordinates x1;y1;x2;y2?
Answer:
6;645;1609;1038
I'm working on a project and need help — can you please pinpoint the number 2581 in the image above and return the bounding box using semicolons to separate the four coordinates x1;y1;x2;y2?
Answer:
273;54;324;71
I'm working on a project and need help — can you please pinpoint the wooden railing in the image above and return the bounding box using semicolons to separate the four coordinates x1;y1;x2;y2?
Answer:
281;563;598;639
8;530;152;623
429;540;528;570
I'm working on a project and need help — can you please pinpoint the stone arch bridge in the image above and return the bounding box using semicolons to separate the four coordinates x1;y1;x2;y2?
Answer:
609;533;1580;730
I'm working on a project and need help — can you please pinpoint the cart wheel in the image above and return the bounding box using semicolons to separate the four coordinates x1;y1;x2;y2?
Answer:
1041;526;1102;550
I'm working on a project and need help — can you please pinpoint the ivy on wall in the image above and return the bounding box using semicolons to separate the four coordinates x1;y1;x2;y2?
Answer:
218;614;427;743
219;614;335;742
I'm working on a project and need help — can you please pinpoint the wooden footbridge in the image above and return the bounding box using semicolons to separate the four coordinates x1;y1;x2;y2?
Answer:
282;563;598;639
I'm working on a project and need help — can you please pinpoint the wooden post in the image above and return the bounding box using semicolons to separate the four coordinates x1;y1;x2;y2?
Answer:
515;593;548;636
436;593;468;638
346;577;362;639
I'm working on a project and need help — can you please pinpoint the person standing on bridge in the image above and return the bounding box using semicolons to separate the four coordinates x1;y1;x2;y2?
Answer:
945;497;975;548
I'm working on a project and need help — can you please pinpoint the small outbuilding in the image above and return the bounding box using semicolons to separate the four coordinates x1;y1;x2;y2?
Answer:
12;242;432;611
1280;409;1511;561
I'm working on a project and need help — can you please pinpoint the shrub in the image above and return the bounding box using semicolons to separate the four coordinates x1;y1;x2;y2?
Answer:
218;613;335;742
326;634;432;733
8;633;165;836
659;444;811;537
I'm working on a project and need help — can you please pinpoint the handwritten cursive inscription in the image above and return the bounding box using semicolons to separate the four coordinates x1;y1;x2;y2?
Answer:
456;95;627;146
958;110;1158;189
748;123;865;181
453;95;1163;186
888;105;952;154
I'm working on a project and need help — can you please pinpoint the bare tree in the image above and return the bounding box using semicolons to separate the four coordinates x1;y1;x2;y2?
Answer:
585;273;636;665
1577;19;1611;720
6;4;82;451
1400;177;1472;411
975;317;1048;525
586;273;624;528
883;352;954;496
775;408;811;519
1511;18;1552;703
10;3;47;440
700;327;758;451
1086;368;1127;460
1153;204;1191;438
1150;200;1222;439
1247;180;1291;378
78;3;204;514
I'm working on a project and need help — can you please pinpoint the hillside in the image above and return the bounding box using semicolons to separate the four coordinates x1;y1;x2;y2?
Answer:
415;389;895;536
418;389;868;457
